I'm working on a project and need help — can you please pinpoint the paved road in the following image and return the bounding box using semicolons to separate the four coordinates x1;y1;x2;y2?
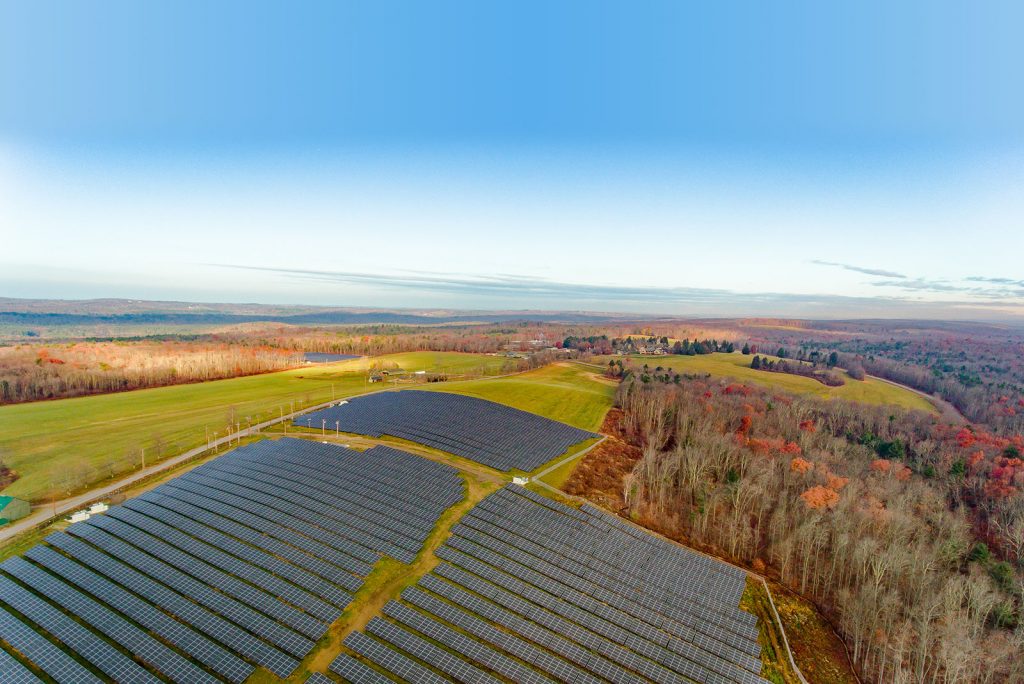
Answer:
0;395;358;543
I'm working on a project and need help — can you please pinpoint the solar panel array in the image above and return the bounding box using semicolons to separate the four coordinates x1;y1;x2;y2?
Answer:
298;390;599;471
0;437;462;682
333;485;770;684
303;352;360;363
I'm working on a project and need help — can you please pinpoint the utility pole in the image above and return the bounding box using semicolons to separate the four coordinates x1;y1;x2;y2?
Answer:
321;419;326;436
336;420;339;436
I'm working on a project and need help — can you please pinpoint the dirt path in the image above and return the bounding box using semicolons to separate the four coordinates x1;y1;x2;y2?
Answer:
866;374;967;423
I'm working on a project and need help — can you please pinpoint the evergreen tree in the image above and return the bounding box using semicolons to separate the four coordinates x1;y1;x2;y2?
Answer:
741;343;751;355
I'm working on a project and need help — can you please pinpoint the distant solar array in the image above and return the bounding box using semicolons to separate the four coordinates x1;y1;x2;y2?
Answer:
333;485;769;684
299;390;599;471
303;352;360;363
0;437;462;681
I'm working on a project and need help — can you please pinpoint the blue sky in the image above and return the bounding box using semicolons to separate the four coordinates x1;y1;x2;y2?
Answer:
2;1;1023;319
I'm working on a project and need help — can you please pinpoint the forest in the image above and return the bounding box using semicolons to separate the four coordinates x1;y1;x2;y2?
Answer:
0;323;585;404
566;375;1024;682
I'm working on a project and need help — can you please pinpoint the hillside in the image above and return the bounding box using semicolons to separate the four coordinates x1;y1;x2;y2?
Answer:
603;352;937;412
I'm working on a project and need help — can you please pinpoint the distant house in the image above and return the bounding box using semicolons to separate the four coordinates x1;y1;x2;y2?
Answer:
0;496;30;526
368;374;383;383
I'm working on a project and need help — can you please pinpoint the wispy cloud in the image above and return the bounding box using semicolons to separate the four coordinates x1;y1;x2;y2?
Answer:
213;264;745;304
966;276;1024;287
812;260;907;278
870;279;968;293
209;263;1024;320
869;278;1024;299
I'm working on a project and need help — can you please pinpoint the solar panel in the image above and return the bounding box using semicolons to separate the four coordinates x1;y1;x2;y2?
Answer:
303;672;335;684
343;630;449;684
44;531;299;678
67;521;314;659
0;437;463;682
1;557;217;684
297;390;598;471
365;616;502;684
124;497;344;620
94;508;327;639
24;544;253;683
382;600;557;684
329;653;393;684
342;485;772;684
0;647;42;684
0;603;100;684
0;576;160;683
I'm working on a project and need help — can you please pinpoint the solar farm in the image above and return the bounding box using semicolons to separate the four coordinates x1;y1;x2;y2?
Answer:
0;438;463;682
332;485;769;684
0;381;775;684
298;390;599;471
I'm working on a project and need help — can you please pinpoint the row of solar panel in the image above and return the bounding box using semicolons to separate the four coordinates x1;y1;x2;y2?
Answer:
474;495;759;647
184;460;422;563
299;390;598;471
512;487;747;588
434;544;763;682
0;438;463;682
233;441;463;538
319;392;593;471
334;485;769;684
236;440;461;523
466;491;762;663
439;535;761;676
472;491;756;635
484;487;752;610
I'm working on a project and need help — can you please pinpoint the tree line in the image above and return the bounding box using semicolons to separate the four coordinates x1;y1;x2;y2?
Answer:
596;376;1023;682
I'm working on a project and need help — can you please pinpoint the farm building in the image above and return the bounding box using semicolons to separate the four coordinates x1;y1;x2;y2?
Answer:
0;496;30;525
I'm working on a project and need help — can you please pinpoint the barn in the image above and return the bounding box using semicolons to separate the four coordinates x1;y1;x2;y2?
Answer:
0;496;30;525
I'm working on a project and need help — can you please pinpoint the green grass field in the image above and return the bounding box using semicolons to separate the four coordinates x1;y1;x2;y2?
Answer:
0;351;508;503
421;362;617;432
601;353;936;412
